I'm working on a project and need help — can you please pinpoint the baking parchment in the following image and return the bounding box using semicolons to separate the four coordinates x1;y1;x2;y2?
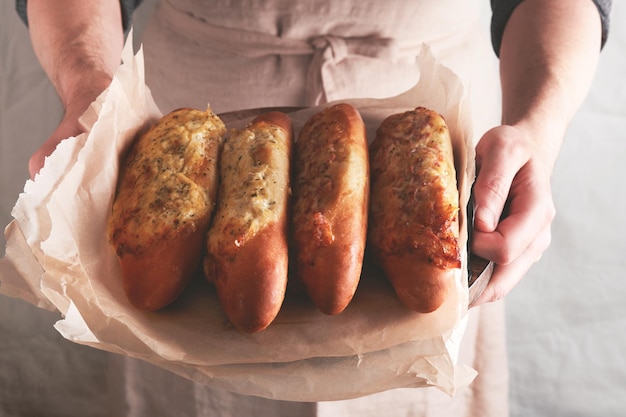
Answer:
0;32;477;402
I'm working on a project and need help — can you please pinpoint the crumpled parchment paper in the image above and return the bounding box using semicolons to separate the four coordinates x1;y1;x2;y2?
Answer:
0;32;478;402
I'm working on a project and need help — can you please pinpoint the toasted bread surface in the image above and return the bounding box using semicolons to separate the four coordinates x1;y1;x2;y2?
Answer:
109;107;225;310
205;112;292;332
291;103;369;314
368;107;460;313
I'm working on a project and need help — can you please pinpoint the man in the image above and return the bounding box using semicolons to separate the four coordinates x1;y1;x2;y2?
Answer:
13;0;612;415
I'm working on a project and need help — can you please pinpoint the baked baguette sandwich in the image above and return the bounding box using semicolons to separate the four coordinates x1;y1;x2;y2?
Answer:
108;107;225;311
204;112;292;333
368;107;461;313
291;103;369;315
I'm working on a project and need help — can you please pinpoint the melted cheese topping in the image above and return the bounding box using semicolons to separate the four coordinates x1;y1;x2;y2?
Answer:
207;123;290;257
109;108;225;255
369;107;460;268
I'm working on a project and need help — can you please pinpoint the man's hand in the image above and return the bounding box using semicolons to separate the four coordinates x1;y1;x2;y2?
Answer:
28;97;97;178
470;125;555;306
469;0;604;306
26;0;124;178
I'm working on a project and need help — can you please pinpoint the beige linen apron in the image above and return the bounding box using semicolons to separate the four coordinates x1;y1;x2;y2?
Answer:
109;1;508;415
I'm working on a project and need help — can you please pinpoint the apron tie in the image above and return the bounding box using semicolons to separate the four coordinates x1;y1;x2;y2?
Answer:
158;1;402;106
306;35;399;105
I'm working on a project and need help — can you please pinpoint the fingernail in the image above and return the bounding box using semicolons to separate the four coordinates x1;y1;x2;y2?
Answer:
474;206;496;232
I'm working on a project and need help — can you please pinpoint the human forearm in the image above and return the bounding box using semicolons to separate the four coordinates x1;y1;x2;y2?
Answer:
27;0;124;114
470;0;605;305
498;0;602;165
25;0;125;177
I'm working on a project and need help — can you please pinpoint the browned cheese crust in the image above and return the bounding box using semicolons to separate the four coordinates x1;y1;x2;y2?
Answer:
108;107;226;311
368;107;461;313
291;103;369;315
204;112;292;333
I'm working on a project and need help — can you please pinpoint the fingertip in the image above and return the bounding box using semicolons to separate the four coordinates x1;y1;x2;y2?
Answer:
28;153;43;180
468;280;492;308
473;205;497;232
469;278;505;308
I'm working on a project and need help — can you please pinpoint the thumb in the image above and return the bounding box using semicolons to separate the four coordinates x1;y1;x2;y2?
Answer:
28;111;87;179
473;126;528;233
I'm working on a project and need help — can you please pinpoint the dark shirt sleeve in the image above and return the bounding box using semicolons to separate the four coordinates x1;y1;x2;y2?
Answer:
490;0;612;57
15;0;144;34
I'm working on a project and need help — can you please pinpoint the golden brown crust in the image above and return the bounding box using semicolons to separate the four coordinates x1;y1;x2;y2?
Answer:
119;228;205;310
374;255;457;313
251;111;292;134
368;107;460;313
205;225;288;333
291;103;369;315
109;107;225;310
204;111;292;333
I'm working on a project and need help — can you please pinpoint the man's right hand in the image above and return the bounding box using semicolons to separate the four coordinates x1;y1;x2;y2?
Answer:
26;0;125;177
28;88;109;179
